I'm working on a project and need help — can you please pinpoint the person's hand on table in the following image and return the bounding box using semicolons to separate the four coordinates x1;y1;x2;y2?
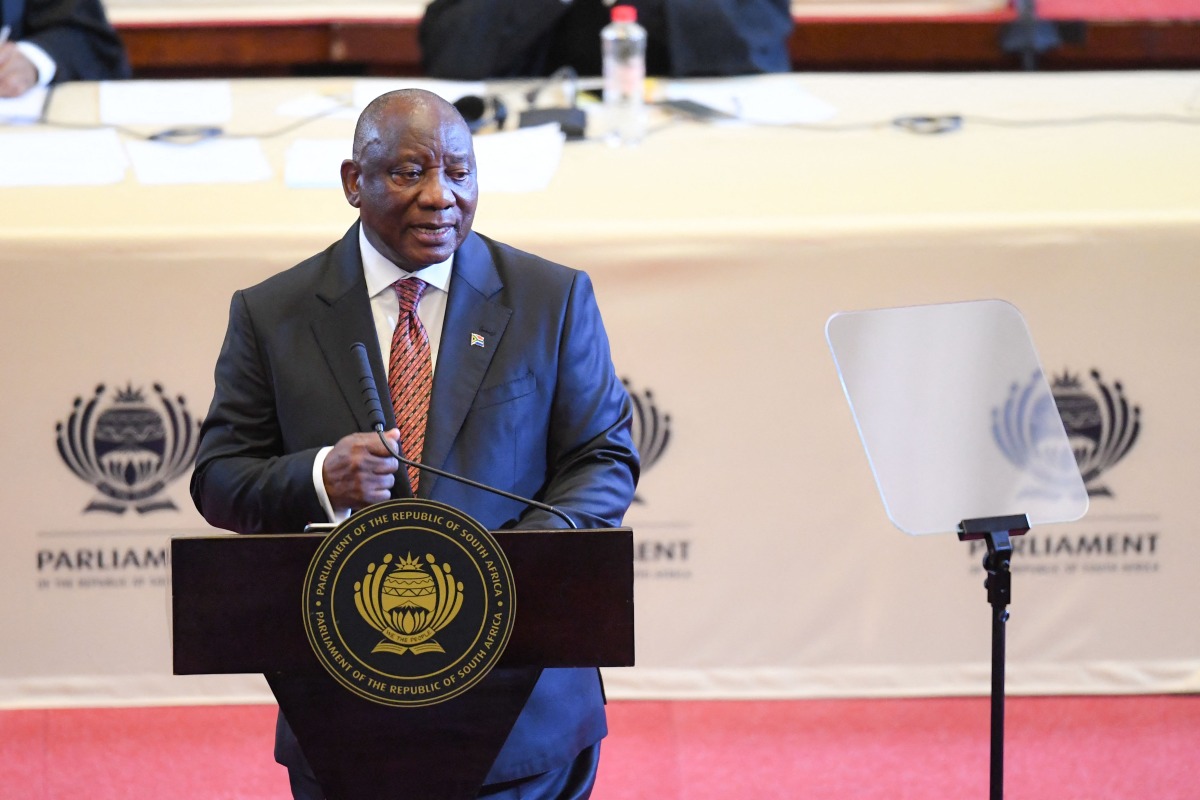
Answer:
0;43;38;98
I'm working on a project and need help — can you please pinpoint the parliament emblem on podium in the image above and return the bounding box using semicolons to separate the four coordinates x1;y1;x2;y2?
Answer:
55;382;201;514
302;498;515;707
356;552;463;655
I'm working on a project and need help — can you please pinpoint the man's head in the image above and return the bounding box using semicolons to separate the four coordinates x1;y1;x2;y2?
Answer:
341;89;478;271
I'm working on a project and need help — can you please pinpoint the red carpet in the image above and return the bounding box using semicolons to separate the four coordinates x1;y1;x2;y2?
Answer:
2;696;1197;798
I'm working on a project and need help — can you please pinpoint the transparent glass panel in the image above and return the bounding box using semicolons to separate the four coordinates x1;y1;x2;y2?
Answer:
826;299;1088;535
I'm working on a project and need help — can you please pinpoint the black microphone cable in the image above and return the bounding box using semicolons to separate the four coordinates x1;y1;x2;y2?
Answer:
350;342;578;530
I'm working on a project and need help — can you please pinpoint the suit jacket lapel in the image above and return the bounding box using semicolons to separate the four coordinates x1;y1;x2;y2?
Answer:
423;232;511;496
309;223;397;436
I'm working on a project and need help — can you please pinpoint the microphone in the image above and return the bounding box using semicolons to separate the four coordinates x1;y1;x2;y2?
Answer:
349;342;577;529
453;94;507;134
516;66;586;140
349;342;386;431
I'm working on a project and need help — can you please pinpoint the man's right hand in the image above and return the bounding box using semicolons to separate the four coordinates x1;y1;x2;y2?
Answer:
322;429;402;510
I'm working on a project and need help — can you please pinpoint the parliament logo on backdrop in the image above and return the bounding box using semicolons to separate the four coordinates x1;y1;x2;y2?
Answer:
993;369;1087;501
979;366;1154;576
55;382;201;514
992;368;1141;500
624;377;671;505
622;378;692;581
1051;369;1141;497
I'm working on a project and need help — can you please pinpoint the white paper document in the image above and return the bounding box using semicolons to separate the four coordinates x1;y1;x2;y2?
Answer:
99;80;234;126
0;87;49;123
124;137;272;185
276;92;358;122
473;123;566;194
665;78;838;125
0;128;127;186
284;138;351;189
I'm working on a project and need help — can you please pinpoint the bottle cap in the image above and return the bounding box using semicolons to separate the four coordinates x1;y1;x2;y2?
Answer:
611;5;637;23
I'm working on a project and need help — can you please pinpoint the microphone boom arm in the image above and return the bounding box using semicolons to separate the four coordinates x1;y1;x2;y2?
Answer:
373;429;577;530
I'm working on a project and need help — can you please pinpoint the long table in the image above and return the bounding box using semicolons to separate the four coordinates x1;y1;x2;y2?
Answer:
2;72;1198;707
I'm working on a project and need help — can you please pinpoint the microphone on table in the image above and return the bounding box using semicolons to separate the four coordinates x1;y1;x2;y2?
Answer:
516;66;586;140
453;94;508;134
348;342;577;529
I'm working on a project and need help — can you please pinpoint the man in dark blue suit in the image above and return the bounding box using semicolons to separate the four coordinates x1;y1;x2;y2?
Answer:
0;0;130;97
190;89;638;799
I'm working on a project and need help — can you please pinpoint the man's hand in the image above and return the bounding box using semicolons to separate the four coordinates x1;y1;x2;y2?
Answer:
0;44;38;98
322;429;402;510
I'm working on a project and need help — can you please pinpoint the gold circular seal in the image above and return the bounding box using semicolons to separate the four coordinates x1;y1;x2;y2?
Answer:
302;498;515;707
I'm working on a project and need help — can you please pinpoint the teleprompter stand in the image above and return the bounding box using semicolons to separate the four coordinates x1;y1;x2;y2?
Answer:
170;528;634;800
957;513;1030;800
827;300;1089;800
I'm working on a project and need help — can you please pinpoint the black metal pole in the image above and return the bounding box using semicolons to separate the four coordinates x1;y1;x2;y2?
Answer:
959;515;1026;800
989;562;1010;800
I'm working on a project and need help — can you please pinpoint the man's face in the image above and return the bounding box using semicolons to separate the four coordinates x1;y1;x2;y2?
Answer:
342;98;478;271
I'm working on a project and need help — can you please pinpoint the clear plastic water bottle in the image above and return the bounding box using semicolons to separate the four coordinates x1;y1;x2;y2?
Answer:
601;5;647;147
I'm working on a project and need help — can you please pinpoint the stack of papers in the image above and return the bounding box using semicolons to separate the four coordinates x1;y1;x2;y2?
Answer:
99;80;233;126
664;78;837;125
0;87;49;123
0;128;126;187
124;138;273;185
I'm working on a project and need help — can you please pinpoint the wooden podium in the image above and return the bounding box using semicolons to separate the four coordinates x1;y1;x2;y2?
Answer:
171;528;634;799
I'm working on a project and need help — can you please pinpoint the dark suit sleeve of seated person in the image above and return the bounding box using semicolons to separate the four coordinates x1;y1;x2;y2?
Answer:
665;0;794;76
418;0;574;79
20;0;132;81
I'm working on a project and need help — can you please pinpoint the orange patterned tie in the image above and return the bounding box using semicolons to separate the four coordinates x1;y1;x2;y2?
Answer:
388;278;432;493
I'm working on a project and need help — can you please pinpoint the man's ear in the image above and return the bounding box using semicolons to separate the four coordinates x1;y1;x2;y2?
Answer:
340;159;362;208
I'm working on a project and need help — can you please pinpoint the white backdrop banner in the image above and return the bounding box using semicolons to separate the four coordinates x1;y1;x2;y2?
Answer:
5;68;1200;708
2;224;1197;707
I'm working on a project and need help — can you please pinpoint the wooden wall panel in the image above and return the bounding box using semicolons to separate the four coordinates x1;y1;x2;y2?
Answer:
116;18;1200;79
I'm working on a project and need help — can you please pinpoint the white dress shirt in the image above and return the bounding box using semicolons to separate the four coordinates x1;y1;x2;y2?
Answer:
312;227;454;521
15;41;56;88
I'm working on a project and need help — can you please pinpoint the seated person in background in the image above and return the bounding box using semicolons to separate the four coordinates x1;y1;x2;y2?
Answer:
419;0;793;79
0;0;131;97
